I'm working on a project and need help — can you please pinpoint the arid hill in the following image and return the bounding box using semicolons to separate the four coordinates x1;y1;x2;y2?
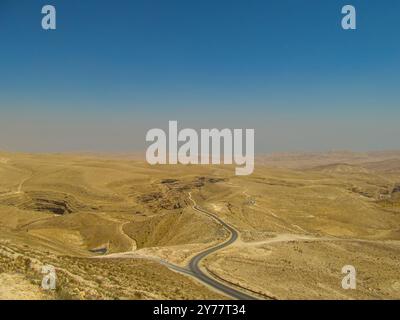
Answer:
1;151;399;299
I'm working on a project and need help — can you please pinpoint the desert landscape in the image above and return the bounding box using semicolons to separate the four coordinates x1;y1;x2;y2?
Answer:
0;150;399;300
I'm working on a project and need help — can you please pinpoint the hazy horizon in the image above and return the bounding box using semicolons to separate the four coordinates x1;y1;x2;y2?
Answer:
1;0;399;153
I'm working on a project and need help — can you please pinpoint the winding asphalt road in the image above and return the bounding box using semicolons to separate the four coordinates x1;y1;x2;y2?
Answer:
100;193;259;299
185;205;258;300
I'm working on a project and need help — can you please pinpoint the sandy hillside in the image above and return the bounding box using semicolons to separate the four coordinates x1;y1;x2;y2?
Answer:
1;151;399;299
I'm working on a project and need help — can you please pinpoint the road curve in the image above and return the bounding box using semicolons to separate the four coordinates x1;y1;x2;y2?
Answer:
187;205;258;300
99;193;260;299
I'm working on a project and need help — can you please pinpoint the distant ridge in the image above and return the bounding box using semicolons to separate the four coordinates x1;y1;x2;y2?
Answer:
255;150;400;169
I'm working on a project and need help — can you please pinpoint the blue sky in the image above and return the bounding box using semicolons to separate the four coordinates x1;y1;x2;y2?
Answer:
0;0;399;152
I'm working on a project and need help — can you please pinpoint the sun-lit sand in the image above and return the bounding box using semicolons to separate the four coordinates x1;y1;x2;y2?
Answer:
0;151;399;299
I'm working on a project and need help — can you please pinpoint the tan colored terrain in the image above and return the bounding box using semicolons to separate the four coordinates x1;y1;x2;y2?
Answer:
0;151;399;299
